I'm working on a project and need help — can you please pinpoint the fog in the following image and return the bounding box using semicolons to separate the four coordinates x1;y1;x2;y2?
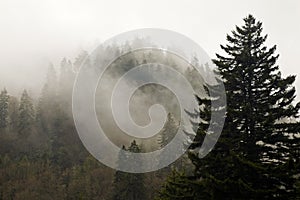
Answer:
0;0;299;100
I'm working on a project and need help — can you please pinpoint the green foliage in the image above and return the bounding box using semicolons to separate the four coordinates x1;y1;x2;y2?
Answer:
0;46;171;199
0;88;9;129
18;90;35;136
58;57;76;112
212;14;300;198
157;113;178;149
36;64;58;133
158;14;300;199
0;154;114;200
1;27;299;199
157;170;196;200
8;96;19;131
113;141;147;200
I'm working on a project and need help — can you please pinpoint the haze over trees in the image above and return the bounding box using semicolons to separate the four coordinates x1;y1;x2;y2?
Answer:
0;41;194;199
0;89;9;129
0;15;299;200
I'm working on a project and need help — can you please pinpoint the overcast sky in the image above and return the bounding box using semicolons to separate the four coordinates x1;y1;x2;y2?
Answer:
0;0;299;99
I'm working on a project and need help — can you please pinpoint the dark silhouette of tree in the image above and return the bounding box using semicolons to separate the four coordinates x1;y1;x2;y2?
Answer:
213;14;300;198
158;14;300;199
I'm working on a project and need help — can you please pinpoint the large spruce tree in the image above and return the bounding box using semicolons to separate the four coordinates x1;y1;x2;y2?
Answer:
159;15;300;199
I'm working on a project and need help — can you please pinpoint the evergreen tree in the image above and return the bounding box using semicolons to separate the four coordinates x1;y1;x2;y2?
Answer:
58;57;75;111
8;96;19;131
36;64;58;132
156;113;175;171
159;15;300;199
18;90;35;136
157;113;189;171
0;88;9;129
214;14;300;164
73;50;88;73
157;113;178;149
46;63;57;95
113;145;129;200
113;141;146;200
157;170;198;200
212;14;300;198
158;83;226;200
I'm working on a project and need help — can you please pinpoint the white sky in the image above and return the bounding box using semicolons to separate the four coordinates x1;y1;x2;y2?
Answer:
0;0;299;99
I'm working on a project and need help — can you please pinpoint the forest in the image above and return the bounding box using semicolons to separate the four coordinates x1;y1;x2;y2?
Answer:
0;15;299;200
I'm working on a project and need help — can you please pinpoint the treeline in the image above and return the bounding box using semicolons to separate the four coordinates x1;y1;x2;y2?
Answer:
0;44;184;199
0;51;119;199
0;14;299;200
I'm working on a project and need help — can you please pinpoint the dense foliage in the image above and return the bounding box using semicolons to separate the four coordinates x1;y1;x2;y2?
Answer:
0;15;299;200
158;15;300;200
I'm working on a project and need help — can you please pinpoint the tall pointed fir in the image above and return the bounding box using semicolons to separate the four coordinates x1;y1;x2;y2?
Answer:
158;15;300;199
8;96;19;131
0;88;9;130
157;113;176;149
36;64;58;133
158;82;227;200
113;140;146;200
213;14;300;198
18;90;35;136
157;113;189;171
58;57;75;111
